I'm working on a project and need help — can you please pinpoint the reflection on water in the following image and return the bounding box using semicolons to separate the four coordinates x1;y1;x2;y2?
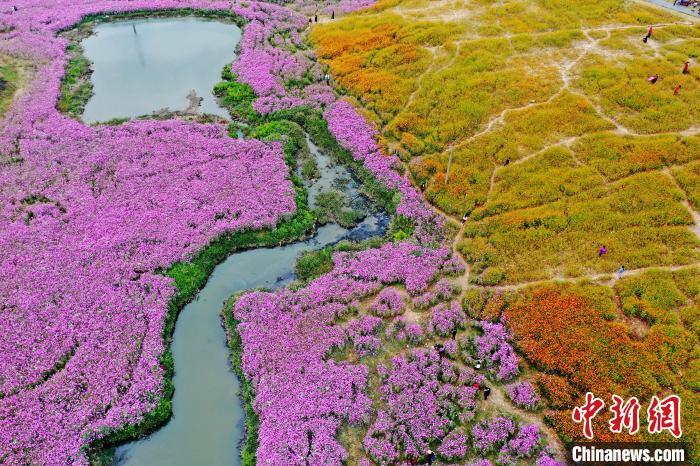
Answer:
114;130;388;465
81;18;240;123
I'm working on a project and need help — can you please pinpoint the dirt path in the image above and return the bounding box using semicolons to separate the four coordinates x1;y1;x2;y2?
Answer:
487;385;566;459
663;166;700;241
489;263;699;292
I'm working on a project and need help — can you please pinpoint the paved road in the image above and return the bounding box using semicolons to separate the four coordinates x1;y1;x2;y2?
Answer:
643;0;700;19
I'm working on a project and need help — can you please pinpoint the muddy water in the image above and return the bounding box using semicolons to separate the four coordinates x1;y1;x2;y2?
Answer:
113;134;388;465
81;18;240;123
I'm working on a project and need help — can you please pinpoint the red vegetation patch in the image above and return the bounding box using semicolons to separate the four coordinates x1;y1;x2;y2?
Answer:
505;288;661;399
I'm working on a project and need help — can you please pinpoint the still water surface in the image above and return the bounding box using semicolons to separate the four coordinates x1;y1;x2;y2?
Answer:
82;18;240;123
114;218;386;466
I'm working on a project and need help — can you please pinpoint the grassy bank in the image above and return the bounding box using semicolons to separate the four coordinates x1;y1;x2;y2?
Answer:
0;61;18;116
222;297;259;466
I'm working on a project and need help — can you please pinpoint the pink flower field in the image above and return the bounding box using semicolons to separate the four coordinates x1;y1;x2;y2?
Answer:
0;1;302;463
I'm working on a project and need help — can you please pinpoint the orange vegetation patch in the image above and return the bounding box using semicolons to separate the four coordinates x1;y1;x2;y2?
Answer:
506;287;661;398
506;286;698;447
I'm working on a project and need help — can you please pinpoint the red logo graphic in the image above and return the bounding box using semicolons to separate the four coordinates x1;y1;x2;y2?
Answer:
609;395;641;435
572;392;606;439
572;393;683;439
647;395;682;438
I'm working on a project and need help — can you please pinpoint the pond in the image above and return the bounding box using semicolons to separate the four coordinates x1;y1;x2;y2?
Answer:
81;18;240;123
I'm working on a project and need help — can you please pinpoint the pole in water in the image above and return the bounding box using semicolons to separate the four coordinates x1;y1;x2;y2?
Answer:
445;141;454;184
132;24;136;34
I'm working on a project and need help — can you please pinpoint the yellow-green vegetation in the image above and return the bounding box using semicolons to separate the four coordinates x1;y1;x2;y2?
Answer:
0;60;19;116
673;159;700;209
312;0;700;456
462;171;698;284
311;0;700;284
573;132;700;181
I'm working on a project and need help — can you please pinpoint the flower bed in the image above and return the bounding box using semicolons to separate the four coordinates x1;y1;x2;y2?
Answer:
369;287;405;317
506;381;541;411
471;417;546;465
469;321;520;382
428;300;466;336
363;349;479;463
0;1;307;463
232;242;461;464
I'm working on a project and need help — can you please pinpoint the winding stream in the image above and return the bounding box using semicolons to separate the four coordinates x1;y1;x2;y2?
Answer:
114;216;386;465
79;17;388;464
115;144;387;464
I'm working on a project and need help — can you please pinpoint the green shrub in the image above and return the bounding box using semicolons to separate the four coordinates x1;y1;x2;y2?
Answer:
295;246;334;282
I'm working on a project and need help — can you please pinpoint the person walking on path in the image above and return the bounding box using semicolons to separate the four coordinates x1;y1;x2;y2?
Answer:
683;61;690;74
483;386;491;400
674;84;682;95
462;212;469;223
324;73;330;85
434;343;446;360
617;265;626;278
314;14;318;22
648;25;654;36
598;245;607;257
